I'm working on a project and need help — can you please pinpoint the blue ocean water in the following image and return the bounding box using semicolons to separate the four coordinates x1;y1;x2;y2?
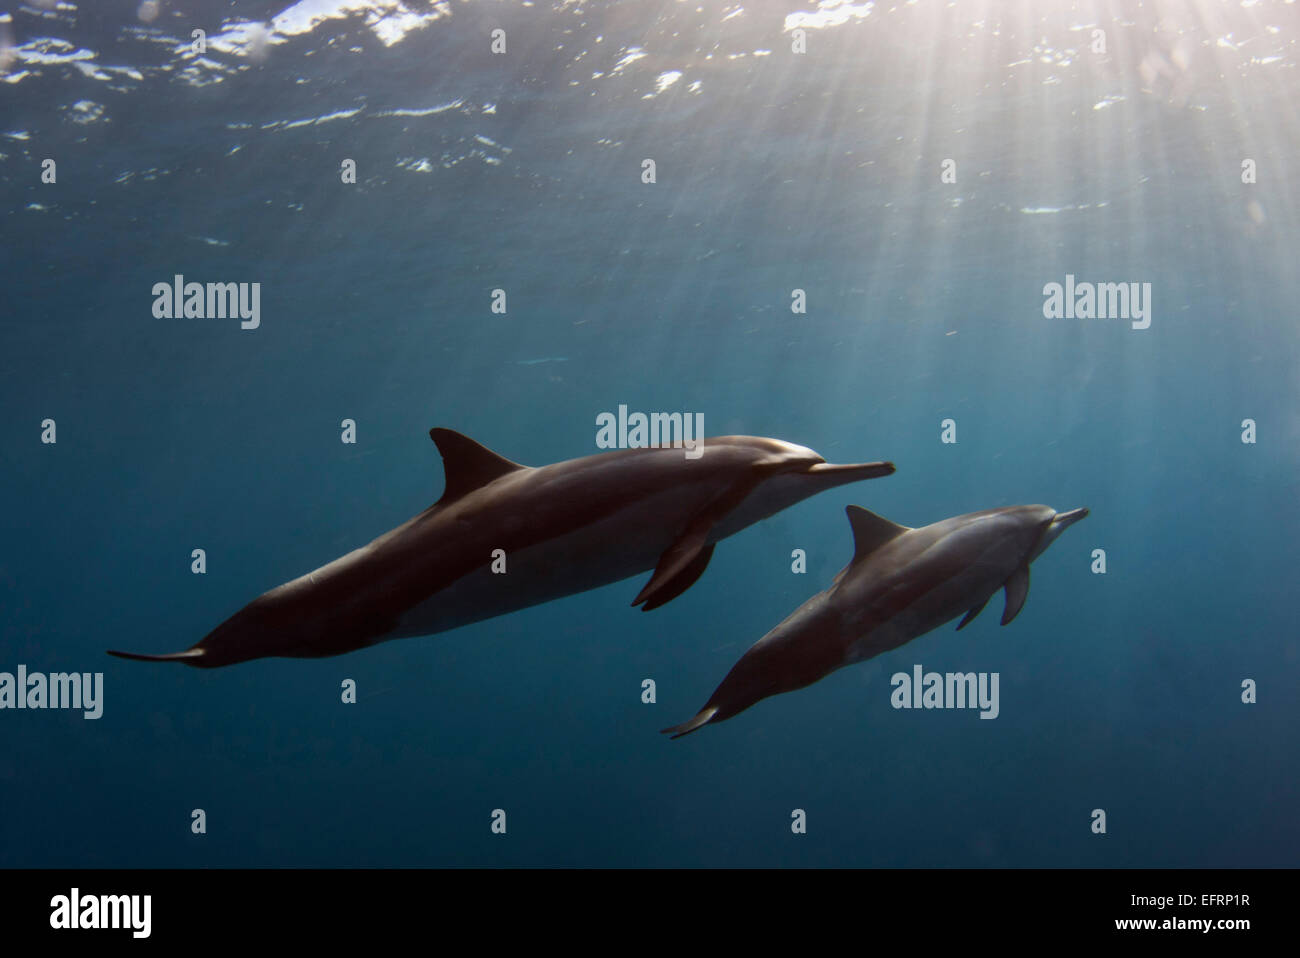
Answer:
1;0;1297;868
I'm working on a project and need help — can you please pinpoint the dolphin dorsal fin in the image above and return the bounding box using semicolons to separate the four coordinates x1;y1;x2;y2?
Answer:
430;428;526;505
845;506;910;560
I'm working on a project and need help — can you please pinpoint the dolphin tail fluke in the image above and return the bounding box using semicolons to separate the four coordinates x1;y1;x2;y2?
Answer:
107;647;208;666
661;706;720;740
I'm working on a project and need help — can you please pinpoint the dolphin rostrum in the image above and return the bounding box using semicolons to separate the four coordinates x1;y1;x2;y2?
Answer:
663;503;1088;738
107;429;894;668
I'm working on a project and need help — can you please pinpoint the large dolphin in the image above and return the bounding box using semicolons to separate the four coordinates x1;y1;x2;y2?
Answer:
108;429;894;668
664;503;1088;737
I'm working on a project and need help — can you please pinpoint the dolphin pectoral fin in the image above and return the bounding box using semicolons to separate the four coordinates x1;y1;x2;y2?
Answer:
661;706;720;739
1001;564;1030;625
956;597;990;631
638;544;715;612
107;647;207;666
632;523;713;609
633;473;762;610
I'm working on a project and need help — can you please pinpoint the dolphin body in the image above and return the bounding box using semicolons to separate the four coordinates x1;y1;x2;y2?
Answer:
107;429;894;668
664;503;1089;738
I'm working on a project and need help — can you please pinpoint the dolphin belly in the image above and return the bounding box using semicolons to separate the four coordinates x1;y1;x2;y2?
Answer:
388;484;710;638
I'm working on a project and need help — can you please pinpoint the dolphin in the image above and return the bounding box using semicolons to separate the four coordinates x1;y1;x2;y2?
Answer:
107;429;894;668
663;503;1089;738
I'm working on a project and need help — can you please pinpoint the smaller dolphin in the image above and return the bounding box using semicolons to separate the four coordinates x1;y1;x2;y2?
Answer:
663;503;1088;738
